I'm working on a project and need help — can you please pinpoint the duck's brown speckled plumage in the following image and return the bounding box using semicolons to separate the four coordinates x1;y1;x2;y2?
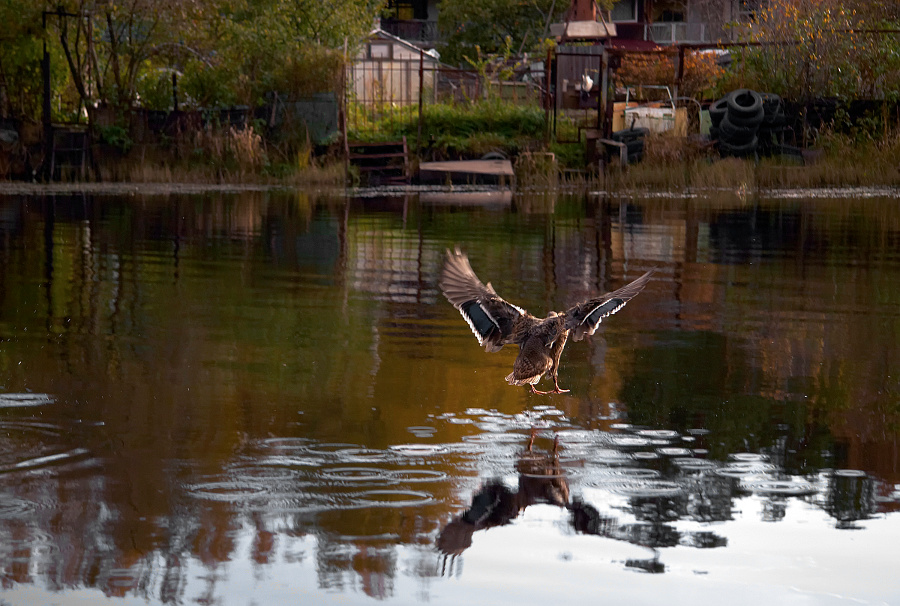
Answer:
439;248;652;394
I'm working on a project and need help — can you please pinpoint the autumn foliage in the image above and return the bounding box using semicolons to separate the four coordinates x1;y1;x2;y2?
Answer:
731;0;900;101
614;50;724;100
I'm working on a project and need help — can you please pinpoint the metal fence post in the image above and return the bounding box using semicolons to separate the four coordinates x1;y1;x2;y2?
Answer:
342;37;350;176
599;48;609;137
545;46;552;145
418;49;424;157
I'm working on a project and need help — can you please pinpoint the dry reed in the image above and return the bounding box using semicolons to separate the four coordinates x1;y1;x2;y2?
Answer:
601;128;900;193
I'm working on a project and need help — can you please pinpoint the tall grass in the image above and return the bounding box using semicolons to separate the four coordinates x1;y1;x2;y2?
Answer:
95;123;343;185
189;125;268;178
117;159;344;185
515;152;559;190
604;129;900;192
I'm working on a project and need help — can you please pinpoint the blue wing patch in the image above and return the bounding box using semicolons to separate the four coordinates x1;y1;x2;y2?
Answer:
460;300;499;344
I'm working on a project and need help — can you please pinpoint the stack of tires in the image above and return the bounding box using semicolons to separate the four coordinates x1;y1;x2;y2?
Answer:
708;89;786;158
756;93;787;156
610;126;649;164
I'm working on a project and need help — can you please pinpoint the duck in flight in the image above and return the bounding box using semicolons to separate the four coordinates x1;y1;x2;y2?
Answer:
440;248;652;395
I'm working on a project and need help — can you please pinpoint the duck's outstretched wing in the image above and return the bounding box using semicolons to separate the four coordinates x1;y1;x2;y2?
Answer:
564;270;653;341
440;248;528;352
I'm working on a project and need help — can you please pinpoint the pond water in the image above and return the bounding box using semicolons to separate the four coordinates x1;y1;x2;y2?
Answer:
0;188;898;605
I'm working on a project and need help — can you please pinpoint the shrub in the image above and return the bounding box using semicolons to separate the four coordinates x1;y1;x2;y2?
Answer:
681;51;726;100
348;99;546;160
96;124;134;154
730;0;900;102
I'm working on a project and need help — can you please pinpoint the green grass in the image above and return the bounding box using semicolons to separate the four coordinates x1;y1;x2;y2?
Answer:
348;99;547;160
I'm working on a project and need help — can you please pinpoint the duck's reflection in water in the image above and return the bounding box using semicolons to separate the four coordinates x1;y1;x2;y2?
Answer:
436;433;672;574
436;434;568;558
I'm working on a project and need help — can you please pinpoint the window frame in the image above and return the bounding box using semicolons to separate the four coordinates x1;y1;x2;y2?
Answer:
609;0;639;23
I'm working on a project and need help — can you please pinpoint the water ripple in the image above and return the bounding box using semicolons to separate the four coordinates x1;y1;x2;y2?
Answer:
581;467;661;488
606;479;685;498
609;435;652;449
0;421;92;476
334;447;395;463
461;432;528;444
187;479;272;502
716;462;778;478
319;467;392;483
254;437;316;451
672;458;719;472
351;489;434;508
834;469;867;478
0;393;55;408
741;479;818;496
389;443;450;456
3;448;91;474
637;429;680;441
729;453;769;463
657;447;693;457
0;495;38;518
389;469;447;483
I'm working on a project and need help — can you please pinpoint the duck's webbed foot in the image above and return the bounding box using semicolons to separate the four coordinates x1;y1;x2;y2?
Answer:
550;376;570;394
529;382;570;395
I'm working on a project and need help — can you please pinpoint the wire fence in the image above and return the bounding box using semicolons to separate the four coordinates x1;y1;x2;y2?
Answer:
345;39;900;153
346;52;547;138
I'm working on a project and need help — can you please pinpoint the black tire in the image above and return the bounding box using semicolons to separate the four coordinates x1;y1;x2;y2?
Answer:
773;143;803;158
627;151;642;164
626;139;644;154
757;126;775;143
719;115;758;143
616;134;643;145
719;135;758;157
709;97;728;128
726;89;763;119
763;112;787;128
708;126;720;141
759;92;783;116
612;126;649;142
480;151;507;161
756;128;775;156
726;105;764;128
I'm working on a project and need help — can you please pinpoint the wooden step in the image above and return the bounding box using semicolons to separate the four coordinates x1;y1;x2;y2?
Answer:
347;136;410;184
349;152;407;160
356;165;406;172
349;140;406;147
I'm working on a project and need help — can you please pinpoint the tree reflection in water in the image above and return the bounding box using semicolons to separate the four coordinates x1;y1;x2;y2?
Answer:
0;190;898;604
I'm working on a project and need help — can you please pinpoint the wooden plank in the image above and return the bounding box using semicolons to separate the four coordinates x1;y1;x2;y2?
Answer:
349;152;407;160
418;159;514;177
348;141;406;148
599;138;627;168
356;165;406;172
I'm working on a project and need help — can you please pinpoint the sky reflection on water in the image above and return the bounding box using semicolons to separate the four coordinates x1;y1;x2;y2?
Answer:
0;189;898;605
